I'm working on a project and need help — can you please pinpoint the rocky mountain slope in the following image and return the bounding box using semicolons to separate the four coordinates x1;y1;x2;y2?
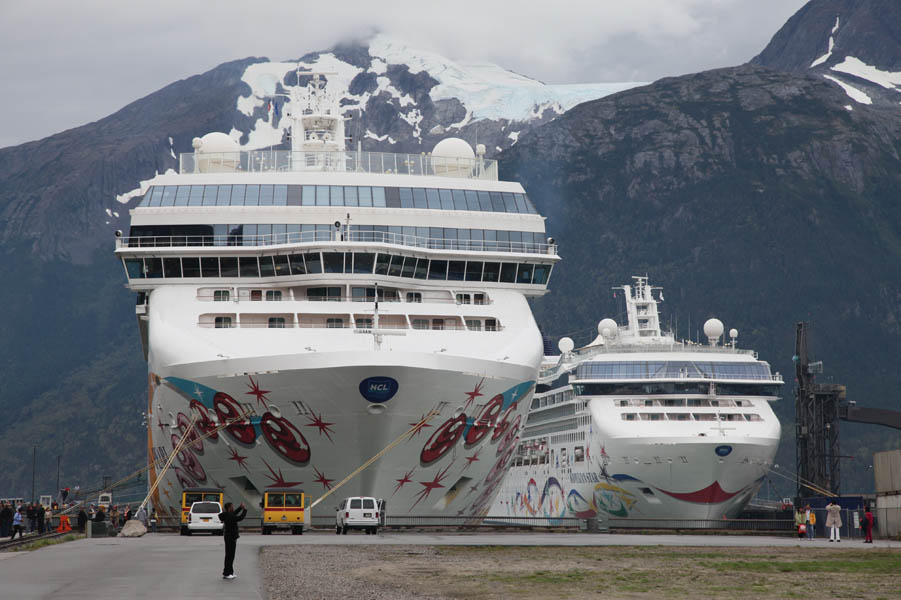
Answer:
508;63;901;493
752;0;901;107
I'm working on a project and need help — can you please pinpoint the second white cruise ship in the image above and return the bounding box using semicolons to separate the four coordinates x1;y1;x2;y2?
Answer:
116;71;559;521
491;277;782;522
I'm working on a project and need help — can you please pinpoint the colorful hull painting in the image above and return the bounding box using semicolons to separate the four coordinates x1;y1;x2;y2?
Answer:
147;366;534;521
492;436;773;521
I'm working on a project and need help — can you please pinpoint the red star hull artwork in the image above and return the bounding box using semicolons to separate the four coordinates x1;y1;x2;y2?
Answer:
146;365;535;520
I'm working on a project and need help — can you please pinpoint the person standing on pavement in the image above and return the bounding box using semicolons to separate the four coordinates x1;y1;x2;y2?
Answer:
863;506;875;543
218;502;247;580
806;505;816;540
26;503;36;532
0;502;11;537
37;503;46;534
794;507;806;539
10;507;25;540
826;501;842;542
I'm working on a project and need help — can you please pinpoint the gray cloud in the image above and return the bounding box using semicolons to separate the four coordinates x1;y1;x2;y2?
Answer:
0;0;807;148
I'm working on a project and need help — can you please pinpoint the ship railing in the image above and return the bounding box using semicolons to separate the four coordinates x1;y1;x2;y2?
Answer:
567;372;784;382
116;230;556;256
197;321;501;331
179;150;499;181
196;293;488;305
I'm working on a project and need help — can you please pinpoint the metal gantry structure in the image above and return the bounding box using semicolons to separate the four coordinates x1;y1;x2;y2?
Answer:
794;322;846;499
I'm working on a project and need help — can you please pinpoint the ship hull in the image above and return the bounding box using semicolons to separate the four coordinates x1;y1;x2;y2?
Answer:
491;400;780;522
147;359;534;521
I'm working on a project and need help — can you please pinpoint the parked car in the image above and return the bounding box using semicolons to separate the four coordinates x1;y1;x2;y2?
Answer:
186;501;223;535
336;497;381;535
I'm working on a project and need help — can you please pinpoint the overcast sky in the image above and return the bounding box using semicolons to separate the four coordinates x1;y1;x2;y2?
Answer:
0;0;808;149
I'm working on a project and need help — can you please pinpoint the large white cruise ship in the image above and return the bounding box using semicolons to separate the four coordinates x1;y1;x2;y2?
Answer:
491;277;782;522
116;72;559;521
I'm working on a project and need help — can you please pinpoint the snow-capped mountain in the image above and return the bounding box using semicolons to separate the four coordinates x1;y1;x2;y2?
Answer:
231;34;644;154
752;0;901;108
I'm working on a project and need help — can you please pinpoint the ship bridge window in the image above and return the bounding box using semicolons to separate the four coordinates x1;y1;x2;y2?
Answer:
353;252;375;274
145;257;162;278
239;257;259;277
272;255;290;276
516;264;533;284
448;260;465;281
429;260;448;280
182;257;201;278
201;257;219;277
323;252;344;273
465;262;484;281
414;258;428;280
499;263;517;283
259;256;275;277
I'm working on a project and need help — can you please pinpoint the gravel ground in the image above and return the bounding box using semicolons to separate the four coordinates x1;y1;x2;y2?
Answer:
261;545;449;600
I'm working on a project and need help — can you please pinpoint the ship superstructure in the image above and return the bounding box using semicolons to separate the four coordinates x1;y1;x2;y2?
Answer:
491;277;782;521
116;71;559;520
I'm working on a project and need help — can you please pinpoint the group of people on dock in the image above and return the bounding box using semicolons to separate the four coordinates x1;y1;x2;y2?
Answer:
795;502;875;542
1;500;53;539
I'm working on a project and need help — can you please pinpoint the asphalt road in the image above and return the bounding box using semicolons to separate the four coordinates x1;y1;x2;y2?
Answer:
1;531;896;599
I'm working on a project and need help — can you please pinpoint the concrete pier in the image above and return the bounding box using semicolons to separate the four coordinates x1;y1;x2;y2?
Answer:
1;532;897;599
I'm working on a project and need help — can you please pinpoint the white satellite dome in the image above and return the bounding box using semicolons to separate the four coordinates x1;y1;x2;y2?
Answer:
432;137;475;160
729;328;739;339
703;318;724;344
195;132;240;154
598;318;618;338
558;337;575;353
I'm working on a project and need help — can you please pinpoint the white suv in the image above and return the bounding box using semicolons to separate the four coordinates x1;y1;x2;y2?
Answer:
187;501;223;535
336;497;381;535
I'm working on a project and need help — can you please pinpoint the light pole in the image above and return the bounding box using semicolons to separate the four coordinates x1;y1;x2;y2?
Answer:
31;446;36;503
56;455;61;501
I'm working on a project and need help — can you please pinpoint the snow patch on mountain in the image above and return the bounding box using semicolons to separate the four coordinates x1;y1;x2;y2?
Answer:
368;35;644;123
823;74;872;104
810;16;840;68
831;56;901;90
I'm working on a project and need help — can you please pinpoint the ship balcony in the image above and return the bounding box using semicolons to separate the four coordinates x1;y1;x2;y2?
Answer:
116;228;559;257
179;149;498;181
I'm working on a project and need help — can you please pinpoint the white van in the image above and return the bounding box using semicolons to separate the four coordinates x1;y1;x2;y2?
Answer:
336;497;381;535
186;501;223;535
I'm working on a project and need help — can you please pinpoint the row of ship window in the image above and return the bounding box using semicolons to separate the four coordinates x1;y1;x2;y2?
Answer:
574;361;773;380
205;288;487;305
123;252;552;285
126;224;549;249
207;316;498;331
138;184;538;214
620;413;763;422
572;382;781;396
